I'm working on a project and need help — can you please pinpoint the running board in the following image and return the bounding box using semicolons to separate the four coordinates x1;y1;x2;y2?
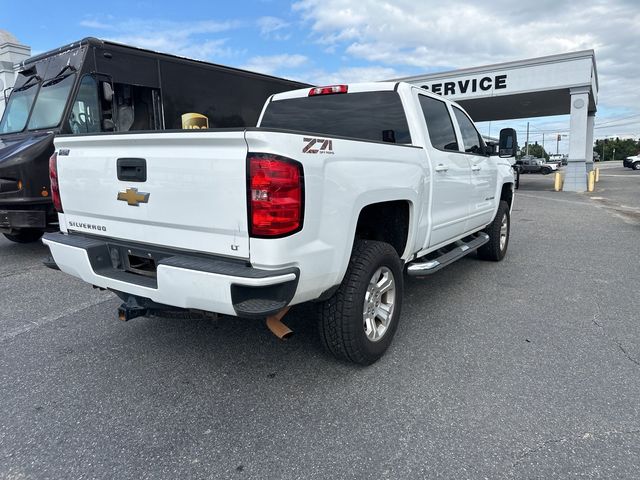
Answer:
407;232;489;276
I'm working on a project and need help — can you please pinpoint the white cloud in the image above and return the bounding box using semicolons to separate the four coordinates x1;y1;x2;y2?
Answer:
305;66;403;85
79;17;243;61
292;0;640;121
257;16;291;40
242;54;308;76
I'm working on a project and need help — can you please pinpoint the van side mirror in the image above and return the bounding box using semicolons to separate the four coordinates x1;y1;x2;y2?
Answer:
499;128;517;158
101;82;114;103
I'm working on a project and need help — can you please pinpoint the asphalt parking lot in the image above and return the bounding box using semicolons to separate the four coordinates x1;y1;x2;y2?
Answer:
1;162;639;479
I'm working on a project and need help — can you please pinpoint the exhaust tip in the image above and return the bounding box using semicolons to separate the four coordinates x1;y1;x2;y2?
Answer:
266;307;292;340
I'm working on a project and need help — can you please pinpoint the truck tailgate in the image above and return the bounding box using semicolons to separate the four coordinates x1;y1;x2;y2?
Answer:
55;131;250;259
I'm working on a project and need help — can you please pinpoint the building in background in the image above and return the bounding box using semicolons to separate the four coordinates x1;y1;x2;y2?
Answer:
0;30;31;118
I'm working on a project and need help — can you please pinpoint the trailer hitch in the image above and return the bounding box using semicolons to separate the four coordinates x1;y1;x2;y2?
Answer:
117;296;148;321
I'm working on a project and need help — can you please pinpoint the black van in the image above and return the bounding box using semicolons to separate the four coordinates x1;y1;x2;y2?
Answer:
0;38;309;243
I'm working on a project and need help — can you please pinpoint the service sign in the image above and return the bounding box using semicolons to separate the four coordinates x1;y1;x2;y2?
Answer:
411;56;594;101
421;75;508;97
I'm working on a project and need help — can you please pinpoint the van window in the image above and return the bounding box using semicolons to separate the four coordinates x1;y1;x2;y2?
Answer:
69;76;102;133
453;107;485;154
418;95;458;151
27;73;75;130
261;91;412;144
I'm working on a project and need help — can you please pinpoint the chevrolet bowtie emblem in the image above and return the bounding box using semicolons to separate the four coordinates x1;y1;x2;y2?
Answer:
117;187;150;206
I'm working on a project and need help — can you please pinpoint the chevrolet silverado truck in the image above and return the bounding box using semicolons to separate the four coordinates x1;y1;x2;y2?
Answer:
43;82;517;365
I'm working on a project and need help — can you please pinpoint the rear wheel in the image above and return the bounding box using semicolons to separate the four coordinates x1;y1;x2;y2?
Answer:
3;229;44;244
317;240;403;365
477;200;510;261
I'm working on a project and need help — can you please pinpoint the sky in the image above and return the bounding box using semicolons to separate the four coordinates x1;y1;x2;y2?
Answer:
2;0;639;154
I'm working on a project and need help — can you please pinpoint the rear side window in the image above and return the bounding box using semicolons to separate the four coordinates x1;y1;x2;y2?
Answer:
418;95;458;151
260;91;411;144
453;107;485;154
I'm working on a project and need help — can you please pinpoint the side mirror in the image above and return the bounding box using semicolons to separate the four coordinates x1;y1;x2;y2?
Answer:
101;82;114;103
499;128;518;158
485;141;497;156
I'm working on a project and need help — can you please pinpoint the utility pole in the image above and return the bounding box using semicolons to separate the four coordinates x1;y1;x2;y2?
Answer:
602;140;605;162
542;133;545;153
556;134;560;154
526;122;530;156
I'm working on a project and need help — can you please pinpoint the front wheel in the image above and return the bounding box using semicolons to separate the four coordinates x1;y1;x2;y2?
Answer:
541;167;551;175
317;240;403;365
3;229;44;244
633;162;640;171
477;200;510;261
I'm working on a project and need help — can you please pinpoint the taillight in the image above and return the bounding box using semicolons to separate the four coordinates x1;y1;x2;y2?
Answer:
49;152;63;212
248;154;303;237
309;85;348;96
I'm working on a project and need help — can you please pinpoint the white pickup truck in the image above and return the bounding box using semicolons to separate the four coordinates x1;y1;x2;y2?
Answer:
43;82;517;364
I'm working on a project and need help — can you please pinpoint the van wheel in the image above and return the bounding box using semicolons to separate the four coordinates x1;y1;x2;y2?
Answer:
477;200;510;261
3;229;44;244
317;240;403;365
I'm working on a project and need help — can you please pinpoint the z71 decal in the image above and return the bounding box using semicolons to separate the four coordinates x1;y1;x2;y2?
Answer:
303;137;334;154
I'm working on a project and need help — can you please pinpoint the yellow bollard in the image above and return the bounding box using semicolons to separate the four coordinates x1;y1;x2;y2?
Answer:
554;171;563;192
587;170;595;192
595;167;600;182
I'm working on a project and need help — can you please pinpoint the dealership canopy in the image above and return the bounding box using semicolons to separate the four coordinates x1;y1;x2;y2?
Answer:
395;50;599;192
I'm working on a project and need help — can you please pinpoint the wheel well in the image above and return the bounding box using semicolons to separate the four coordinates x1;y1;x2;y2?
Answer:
501;183;514;208
355;201;409;258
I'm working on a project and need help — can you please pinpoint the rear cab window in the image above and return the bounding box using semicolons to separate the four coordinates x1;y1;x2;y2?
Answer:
260;91;412;144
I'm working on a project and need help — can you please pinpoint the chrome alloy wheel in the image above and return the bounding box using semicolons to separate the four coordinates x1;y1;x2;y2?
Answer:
499;213;509;251
363;266;396;342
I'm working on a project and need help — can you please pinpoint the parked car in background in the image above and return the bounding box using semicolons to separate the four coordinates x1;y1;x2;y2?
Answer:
515;155;559;175
623;155;640;170
548;153;568;166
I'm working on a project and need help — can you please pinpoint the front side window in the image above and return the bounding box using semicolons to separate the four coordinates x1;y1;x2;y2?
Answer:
261;91;412;144
453;107;485;154
0;77;40;134
418;95;458;151
69;76;102;134
27;73;76;130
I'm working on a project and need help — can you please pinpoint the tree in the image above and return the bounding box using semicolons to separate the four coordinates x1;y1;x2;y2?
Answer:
520;143;549;160
594;138;640;161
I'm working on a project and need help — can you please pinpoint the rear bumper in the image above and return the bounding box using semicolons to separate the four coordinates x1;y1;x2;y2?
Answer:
42;232;299;318
0;209;46;230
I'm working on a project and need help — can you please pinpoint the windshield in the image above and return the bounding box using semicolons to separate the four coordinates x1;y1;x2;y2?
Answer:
0;79;40;134
27;73;76;131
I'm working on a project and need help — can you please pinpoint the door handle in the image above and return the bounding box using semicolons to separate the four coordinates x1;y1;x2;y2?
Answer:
117;158;147;182
435;164;448;172
471;165;481;172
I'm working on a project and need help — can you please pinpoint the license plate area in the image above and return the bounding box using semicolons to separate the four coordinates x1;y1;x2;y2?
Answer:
125;253;157;277
105;244;171;279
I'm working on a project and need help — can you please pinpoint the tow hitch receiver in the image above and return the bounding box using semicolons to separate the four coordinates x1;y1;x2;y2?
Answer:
117;296;148;321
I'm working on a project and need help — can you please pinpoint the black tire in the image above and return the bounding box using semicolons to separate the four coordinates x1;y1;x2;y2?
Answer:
3;229;44;244
317;240;403;365
634;162;640;171
541;167;551;175
477;200;510;261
